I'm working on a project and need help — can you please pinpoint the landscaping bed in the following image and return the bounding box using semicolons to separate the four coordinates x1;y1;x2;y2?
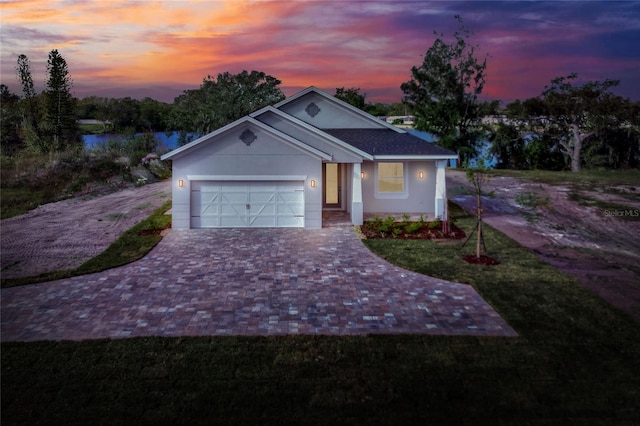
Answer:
359;216;466;240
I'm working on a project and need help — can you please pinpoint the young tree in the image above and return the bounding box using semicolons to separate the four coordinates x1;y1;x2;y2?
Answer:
401;15;488;164
45;49;80;151
465;160;490;259
537;73;622;172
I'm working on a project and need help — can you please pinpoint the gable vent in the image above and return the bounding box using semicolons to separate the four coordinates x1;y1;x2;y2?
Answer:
305;102;321;118
239;129;257;146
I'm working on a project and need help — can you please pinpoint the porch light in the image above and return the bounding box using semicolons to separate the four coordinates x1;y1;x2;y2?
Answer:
310;179;316;188
361;171;365;179
418;171;424;179
178;179;184;187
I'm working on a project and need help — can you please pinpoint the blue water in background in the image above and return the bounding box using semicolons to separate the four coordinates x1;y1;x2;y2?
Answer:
83;129;495;167
407;129;495;168
406;129;436;142
83;132;180;151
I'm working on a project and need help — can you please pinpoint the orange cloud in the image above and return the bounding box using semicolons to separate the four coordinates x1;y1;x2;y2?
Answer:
2;0;638;104
0;0;63;23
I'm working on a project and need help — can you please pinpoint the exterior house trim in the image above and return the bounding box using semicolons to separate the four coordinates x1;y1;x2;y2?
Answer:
372;155;458;161
161;116;332;162
251;106;374;161
273;86;404;133
187;175;308;181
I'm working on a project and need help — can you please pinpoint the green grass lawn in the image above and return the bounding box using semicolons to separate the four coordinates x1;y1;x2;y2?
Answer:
2;204;639;425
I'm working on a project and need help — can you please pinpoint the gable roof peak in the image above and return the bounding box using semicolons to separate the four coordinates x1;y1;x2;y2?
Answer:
275;86;405;133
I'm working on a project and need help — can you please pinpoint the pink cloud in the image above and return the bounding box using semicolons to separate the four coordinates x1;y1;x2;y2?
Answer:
1;0;638;104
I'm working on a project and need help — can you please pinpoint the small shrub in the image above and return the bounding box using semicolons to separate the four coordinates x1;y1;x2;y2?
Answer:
381;216;396;233
405;222;422;234
428;220;441;229
144;157;171;179
515;192;550;209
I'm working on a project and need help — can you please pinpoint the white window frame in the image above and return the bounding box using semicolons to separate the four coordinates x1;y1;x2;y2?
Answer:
374;161;408;199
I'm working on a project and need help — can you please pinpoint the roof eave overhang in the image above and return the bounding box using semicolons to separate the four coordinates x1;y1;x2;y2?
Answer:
371;155;459;161
252;106;373;161
274;86;405;133
161;116;332;162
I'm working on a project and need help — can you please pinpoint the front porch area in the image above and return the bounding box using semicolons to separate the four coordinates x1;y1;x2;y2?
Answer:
322;210;352;228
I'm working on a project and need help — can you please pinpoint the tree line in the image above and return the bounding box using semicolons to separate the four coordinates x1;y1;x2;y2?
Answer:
3;22;639;171
2;50;83;154
398;15;640;172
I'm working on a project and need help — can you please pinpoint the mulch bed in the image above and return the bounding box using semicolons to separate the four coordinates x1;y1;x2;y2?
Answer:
359;221;466;240
360;219;500;266
463;254;501;265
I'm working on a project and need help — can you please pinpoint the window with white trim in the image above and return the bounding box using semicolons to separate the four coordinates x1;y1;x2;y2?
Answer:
377;162;405;193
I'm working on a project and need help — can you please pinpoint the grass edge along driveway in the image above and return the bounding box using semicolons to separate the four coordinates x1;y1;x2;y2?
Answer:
0;200;172;288
2;203;639;425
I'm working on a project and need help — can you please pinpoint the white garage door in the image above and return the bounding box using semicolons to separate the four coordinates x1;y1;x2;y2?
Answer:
191;181;305;228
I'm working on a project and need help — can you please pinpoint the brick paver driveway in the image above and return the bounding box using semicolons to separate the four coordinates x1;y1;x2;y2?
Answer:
1;217;516;341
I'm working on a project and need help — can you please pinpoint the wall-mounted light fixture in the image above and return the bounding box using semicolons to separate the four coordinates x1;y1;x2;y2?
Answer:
418;171;424;179
178;179;184;187
310;179;316;188
361;171;365;179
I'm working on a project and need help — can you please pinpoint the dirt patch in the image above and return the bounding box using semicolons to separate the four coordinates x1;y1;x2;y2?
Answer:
1;180;171;279
447;170;640;323
463;254;500;266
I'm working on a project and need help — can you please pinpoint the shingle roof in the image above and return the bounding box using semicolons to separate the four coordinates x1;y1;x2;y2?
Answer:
323;129;457;157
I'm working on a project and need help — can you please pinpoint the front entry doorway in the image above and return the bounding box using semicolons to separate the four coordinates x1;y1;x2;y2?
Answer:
323;163;341;208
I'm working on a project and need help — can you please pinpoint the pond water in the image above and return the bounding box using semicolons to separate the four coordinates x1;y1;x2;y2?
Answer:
83;131;181;151
83;129;495;167
407;129;496;168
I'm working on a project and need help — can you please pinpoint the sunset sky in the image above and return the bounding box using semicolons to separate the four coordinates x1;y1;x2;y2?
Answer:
1;0;639;104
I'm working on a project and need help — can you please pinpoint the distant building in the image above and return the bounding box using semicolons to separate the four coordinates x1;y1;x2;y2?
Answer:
382;115;415;125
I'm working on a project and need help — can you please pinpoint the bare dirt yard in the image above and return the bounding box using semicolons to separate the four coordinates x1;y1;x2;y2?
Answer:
447;170;640;323
1;180;171;279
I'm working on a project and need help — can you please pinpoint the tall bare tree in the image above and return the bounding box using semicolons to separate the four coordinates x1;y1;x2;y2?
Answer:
537;73;621;172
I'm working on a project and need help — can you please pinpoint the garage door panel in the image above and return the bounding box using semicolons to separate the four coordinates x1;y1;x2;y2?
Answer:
221;192;246;203
191;181;304;228
220;204;246;216
251;206;276;217
248;215;276;227
277;205;304;216
277;192;304;215
192;196;219;217
249;192;275;203
219;215;248;227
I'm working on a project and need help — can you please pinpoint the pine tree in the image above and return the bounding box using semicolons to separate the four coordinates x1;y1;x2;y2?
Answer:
16;54;45;150
45;49;80;151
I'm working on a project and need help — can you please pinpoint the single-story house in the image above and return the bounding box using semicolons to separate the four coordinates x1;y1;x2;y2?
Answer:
161;86;458;229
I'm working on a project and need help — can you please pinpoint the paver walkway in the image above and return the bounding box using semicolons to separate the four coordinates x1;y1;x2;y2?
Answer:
1;214;516;341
